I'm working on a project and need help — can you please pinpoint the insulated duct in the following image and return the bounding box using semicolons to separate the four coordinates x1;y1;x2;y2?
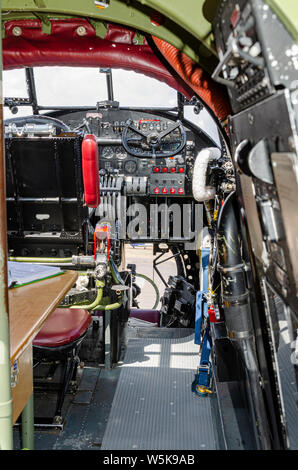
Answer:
217;191;272;449
192;147;221;202
152;36;232;122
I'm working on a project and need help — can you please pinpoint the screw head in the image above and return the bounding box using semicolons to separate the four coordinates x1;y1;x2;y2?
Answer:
76;26;87;36
12;26;22;36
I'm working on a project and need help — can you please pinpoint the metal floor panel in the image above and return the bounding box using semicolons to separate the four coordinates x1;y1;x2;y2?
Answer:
101;328;218;450
277;326;298;450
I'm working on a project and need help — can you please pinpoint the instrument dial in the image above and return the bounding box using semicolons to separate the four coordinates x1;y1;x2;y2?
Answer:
116;146;127;160
124;160;138;174
102;146;114;159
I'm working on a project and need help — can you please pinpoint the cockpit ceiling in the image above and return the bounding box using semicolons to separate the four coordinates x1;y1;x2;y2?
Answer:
2;18;231;121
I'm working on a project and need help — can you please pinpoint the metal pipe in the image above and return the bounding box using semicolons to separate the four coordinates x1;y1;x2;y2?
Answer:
6;198;78;203
0;8;13;448
25;68;39;115
8;256;73;264
21;394;34;450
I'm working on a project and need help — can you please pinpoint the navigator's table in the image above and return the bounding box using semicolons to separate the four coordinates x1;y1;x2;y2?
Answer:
8;270;78;448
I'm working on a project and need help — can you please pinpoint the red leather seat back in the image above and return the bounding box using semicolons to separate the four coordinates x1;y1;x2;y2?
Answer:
81;134;100;208
33;308;92;348
130;309;160;326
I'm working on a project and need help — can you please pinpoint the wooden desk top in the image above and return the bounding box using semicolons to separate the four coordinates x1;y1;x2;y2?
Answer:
9;270;78;362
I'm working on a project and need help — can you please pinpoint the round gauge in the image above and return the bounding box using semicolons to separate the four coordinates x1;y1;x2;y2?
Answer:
116;146;127;160
124;160;138;174
102;146;114;159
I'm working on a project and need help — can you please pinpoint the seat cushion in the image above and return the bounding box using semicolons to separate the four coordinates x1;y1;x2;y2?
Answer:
129;309;160;326
33;308;92;348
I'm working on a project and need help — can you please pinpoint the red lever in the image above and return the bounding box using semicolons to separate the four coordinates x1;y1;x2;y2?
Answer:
94;224;111;261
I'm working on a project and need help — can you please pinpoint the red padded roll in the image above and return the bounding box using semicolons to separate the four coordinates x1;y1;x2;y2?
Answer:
81;134;100;208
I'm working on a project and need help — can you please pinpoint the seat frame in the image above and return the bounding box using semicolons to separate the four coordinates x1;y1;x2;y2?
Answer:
33;319;91;424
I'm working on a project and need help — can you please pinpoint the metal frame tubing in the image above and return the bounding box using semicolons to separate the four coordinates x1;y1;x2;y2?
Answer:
0;2;13;450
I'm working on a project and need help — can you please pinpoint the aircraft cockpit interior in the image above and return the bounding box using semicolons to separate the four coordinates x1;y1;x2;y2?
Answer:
0;0;297;453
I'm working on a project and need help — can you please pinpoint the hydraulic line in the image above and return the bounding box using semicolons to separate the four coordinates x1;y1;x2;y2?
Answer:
69;280;104;310
91;298;123;311
68;261;124;311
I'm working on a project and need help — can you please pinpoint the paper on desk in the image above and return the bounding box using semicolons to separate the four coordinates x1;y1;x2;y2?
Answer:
7;261;64;288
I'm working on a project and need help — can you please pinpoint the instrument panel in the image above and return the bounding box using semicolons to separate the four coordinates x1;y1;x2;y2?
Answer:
85;109;200;197
6;107;218;199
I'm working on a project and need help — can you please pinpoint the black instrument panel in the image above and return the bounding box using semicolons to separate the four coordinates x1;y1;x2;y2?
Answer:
11;107;218;198
86;109;196;197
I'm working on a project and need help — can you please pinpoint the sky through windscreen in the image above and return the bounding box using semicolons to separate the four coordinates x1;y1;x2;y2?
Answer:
3;67;220;145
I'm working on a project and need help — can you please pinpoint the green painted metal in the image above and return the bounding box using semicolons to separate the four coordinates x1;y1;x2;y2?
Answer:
69;280;105;310
21;394;34;450
134;0;219;53
266;0;298;42
8;256;73;263
1;0;218;71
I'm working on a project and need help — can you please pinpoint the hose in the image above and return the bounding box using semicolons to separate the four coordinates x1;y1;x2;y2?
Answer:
91;298;123;311
69;280;104;310
134;273;160;310
152;36;232;122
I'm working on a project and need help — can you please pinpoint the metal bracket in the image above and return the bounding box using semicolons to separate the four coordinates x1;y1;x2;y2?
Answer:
212;36;264;88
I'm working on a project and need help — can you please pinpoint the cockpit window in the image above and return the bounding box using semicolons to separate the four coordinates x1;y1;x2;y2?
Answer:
32;67;177;109
33;66;108;107
3;66;218;146
3;69;30;118
112;69;177;108
184;106;221;148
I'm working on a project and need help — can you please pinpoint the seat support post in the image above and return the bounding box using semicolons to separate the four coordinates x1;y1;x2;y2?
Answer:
21;394;34;450
104;310;112;370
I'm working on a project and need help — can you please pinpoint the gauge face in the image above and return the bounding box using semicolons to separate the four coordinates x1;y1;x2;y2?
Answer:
124;160;138;174
116;146;127;160
102;146;114;159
